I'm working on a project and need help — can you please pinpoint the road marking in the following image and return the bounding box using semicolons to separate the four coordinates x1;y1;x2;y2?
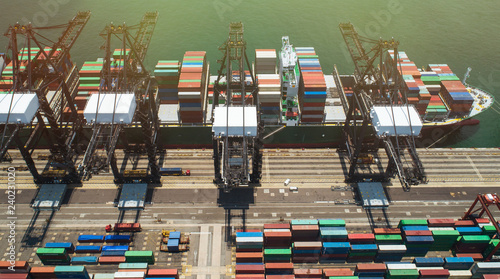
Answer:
357;209;362;213
345;209;350;213
270;193;275;197
265;156;270;182
279;189;285;194
253;213;258;217
286;213;291;217
272;213;277;217
198;225;210;268
406;212;411;216
467;155;484;180
198;210;203;214
212;225;222;271
264;189;269;194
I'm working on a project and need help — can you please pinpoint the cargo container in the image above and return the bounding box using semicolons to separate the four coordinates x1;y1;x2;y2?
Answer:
98;256;126;264
105;235;132;243
147;269;179;279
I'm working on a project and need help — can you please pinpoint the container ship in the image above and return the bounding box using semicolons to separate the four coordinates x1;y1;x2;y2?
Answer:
0;35;494;150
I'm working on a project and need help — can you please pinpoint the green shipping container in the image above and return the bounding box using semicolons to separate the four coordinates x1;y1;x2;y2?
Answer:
264;249;291;255
398;219;428;228
36;248;67;255
387;269;419;279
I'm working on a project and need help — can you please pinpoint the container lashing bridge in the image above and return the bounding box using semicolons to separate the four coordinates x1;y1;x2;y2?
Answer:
337;23;426;191
0;11;91;184
211;22;263;191
78;11;161;184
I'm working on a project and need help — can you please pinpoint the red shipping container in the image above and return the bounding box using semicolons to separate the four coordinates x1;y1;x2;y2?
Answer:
266;263;294;271
483;275;500;279
355;263;386;272
293;269;322;278
0;261;29;272
236;265;265;274
265;224;290;230
147;269;178;278
348;233;375;243
427;219;456;227
404;230;433;236
454;220;476;227
419;269;450;277
98;256;126;264
475;218;491;224
0;274;29;279
236;275;265;279
323;268;353;277
236;252;263;263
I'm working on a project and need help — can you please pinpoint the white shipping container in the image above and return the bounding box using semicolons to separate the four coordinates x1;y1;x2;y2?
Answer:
94;274;115;279
429;227;456;231
235;236;264;243
471;262;500;273
447;269;472;278
263;229;291;233
114;272;145;279
378;245;407;253
370;105;423;137
416;267;445;271
212;106;257;137
386;263;417;270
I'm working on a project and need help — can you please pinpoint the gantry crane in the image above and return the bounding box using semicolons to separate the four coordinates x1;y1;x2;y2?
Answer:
211;22;262;190
338;23;426;191
0;11;91;184
78;12;160;184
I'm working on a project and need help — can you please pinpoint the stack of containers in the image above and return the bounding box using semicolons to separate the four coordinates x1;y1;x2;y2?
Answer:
105;235;132;243
30;267;57;279
167;231;181;252
235;264;265;279
470;262;500;278
375;234;403;245
319;219;348;242
257;74;281;123
71;256;98;265
263;249;291;263
36;248;70;265
439;80;474;118
292;242;322;263
264;224;292;248
425;95;449;120
93;274;114;279
413;257;445;268
455;219;476;227
230;70;254;105
45;243;75;253
255;49;277;74
53;266;90;279
124;251;155;264
354;263;386;278
0;261;30;276
385;263;419;279
75;245;101;253
112;49;130;60
154;60;180;104
418;269;450;279
322;268;354;278
78;235;105;243
482;239;500;259
348;244;378;262
481;225;498;238
456;226;483;235
295;47;326;123
320;242;350;263
236;252;263;264
443;257;475;270
430;229;460;251
454;235;491;254
291;220;319;241
348;233;376;244
293;269;322;279
265;263;294;275
236;232;264;252
398;220;431;256
98;255;126;264
114;272;145;279
147;269;179;279
376;244;407;262
387;50;421;77
178;51;207;123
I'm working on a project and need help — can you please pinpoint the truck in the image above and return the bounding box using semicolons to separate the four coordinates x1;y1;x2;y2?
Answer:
159;168;190;176
105;223;141;232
